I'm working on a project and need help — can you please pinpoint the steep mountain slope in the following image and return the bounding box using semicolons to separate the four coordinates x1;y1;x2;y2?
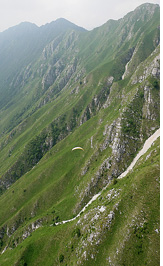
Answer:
0;3;160;265
0;135;160;266
0;19;86;110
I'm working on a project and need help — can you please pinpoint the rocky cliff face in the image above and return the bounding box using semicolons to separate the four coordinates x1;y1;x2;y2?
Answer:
74;45;160;214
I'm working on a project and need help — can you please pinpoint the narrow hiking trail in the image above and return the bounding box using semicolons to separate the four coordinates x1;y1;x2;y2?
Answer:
55;128;160;226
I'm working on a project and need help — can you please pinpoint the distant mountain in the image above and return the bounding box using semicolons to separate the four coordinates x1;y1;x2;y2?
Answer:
0;3;160;266
0;19;86;108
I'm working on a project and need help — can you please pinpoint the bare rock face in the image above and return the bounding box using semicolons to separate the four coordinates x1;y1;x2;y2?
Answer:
131;47;160;85
80;76;114;125
143;86;154;120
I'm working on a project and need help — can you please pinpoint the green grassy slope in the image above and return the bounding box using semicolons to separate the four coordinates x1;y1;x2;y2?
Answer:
0;137;159;266
0;50;160;264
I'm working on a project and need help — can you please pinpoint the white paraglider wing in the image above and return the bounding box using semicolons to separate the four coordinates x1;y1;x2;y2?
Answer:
72;147;84;151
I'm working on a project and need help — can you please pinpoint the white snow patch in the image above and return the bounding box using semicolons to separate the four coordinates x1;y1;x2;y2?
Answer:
118;129;160;179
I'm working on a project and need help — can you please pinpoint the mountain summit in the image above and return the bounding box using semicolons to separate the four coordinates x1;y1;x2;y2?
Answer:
0;3;160;266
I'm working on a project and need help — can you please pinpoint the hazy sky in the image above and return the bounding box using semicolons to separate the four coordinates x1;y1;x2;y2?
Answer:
0;0;160;32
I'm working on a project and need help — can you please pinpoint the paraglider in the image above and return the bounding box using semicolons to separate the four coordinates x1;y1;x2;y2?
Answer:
72;147;84;151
